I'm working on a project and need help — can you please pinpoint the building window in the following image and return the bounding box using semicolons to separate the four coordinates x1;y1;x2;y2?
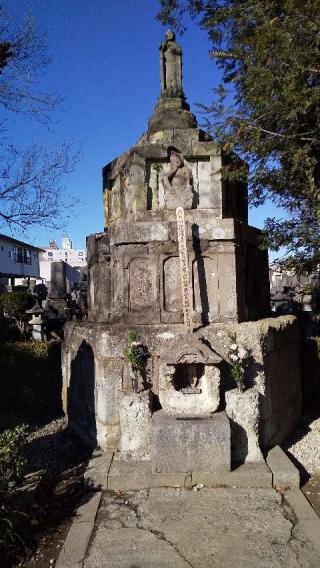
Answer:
48;252;53;257
13;246;23;263
24;249;32;265
8;251;12;259
78;251;83;256
0;246;4;251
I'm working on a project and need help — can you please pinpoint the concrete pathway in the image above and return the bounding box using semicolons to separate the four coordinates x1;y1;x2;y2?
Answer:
83;487;320;568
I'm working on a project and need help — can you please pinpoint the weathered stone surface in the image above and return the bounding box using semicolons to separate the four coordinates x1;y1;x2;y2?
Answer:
49;261;66;298
148;100;197;132
119;391;152;461
267;446;300;488
63;315;301;458
158;363;221;416
225;387;264;464
128;258;157;313
110;221;169;244
162;151;194;209
84;488;320;568
56;491;101;568
151;410;231;473
95;358;123;449
198;159;214;208
163;256;182;312
105;459;272;491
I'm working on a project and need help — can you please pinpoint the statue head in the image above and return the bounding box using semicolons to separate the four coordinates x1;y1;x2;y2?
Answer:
165;29;176;42
168;147;183;168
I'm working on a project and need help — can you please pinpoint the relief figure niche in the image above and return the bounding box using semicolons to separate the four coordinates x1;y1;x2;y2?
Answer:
160;147;194;209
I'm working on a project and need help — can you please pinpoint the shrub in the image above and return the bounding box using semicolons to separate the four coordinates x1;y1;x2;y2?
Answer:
0;290;35;320
0;340;62;420
0;425;28;557
0;426;28;499
0;290;35;339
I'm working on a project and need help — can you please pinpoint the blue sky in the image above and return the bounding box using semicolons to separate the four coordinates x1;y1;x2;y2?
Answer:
3;0;281;252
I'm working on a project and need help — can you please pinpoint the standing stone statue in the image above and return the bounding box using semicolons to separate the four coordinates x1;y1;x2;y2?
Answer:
160;30;183;97
161;148;193;209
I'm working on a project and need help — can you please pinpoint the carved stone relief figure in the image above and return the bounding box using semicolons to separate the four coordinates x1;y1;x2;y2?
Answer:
160;30;183;98
161;148;193;209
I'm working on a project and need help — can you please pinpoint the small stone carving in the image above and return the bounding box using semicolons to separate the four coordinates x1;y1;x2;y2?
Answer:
160;30;183;97
176;207;193;333
161;148;193;209
158;334;222;366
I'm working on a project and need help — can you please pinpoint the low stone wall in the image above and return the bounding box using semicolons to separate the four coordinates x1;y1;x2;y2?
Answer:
62;315;301;463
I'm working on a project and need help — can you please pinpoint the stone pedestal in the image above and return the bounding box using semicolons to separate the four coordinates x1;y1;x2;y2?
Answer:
225;388;263;465
62;317;301;458
119;392;152;461
151;410;231;473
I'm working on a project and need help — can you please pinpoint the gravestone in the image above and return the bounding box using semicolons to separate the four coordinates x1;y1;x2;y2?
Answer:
62;32;301;475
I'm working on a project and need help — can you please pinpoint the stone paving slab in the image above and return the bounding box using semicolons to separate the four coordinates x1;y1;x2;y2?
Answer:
267;446;300;489
56;491;101;568
88;454;273;491
84;487;320;568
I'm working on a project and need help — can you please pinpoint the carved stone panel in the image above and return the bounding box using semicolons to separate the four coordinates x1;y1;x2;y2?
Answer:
128;258;157;312
198;159;213;208
216;247;238;320
158;162;170;208
110;175;122;222
163;256;182;312
112;258;124;314
192;256;219;321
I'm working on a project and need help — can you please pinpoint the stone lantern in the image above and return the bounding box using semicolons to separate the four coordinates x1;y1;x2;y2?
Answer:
26;302;45;341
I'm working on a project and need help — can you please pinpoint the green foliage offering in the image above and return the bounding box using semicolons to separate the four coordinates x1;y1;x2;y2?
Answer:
0;425;28;555
227;333;248;392
127;330;138;344
123;331;147;391
158;1;320;272
0;341;62;419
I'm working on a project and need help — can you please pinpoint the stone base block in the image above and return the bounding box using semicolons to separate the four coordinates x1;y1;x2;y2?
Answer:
119;391;152;461
84;454;272;491
151;410;230;473
266;446;300;489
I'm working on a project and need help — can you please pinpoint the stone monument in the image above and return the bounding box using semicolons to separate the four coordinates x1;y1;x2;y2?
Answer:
62;33;301;476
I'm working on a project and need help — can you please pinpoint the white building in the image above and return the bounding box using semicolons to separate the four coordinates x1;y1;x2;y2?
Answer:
40;236;87;268
0;234;43;281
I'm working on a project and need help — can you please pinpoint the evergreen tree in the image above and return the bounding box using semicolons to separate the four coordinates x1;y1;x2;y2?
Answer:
158;0;320;272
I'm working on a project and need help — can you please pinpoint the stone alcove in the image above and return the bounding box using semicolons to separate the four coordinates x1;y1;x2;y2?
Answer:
157;336;222;417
